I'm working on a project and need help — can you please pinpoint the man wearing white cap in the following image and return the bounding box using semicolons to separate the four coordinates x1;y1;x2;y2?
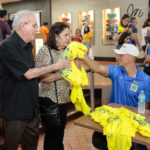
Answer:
81;43;150;150
83;43;150;107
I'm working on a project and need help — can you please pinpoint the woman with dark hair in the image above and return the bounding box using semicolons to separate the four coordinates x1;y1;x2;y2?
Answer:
83;25;93;50
113;14;130;41
141;17;150;51
36;22;70;150
116;31;131;49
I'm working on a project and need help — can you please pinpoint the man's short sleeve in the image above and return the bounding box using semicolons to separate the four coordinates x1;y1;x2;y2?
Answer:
0;43;33;80
106;65;119;79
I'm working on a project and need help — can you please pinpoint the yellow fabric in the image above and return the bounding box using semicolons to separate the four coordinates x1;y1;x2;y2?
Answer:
39;26;49;42
117;24;125;34
117;24;131;34
90;105;150;150
137;54;141;58
84;32;93;43
70;86;91;115
61;42;91;115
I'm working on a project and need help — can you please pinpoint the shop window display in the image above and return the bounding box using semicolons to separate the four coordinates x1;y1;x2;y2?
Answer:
102;7;120;45
58;13;72;32
78;10;94;44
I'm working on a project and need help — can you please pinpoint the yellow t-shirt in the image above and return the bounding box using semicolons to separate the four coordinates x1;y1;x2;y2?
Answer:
61;42;91;115
117;24;125;34
39;26;49;42
90;105;150;150
84;31;93;43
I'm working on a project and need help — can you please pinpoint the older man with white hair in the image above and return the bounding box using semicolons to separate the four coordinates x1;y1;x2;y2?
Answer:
0;10;71;150
81;43;150;150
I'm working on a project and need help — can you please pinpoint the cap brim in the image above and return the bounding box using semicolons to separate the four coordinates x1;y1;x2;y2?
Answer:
113;49;139;57
113;49;126;55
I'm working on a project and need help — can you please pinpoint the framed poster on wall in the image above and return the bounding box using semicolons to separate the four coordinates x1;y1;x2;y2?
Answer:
58;13;72;31
102;7;120;45
78;10;94;43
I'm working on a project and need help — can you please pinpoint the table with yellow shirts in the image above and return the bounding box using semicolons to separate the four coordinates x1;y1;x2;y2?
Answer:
74;103;150;150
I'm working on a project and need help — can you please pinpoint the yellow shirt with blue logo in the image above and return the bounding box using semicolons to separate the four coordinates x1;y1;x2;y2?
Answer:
61;42;91;115
90;105;150;150
107;65;150;107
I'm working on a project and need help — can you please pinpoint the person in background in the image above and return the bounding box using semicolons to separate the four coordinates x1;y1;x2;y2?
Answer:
7;19;13;30
0;10;71;150
0;8;11;40
141;17;150;52
71;28;83;42
144;37;150;58
129;17;142;51
39;22;49;42
116;31;131;49
113;14;130;41
81;43;150;150
83;25;93;51
36;22;71;150
143;36;150;76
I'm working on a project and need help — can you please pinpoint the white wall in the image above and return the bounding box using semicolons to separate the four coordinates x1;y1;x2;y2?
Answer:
51;0;149;57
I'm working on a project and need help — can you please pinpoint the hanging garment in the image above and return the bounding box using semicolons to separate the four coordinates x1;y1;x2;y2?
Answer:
61;42;91;115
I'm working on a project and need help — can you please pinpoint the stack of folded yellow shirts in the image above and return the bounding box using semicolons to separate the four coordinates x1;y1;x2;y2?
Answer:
90;105;150;150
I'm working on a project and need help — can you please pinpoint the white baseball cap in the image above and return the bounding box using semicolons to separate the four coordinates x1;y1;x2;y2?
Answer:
113;44;139;57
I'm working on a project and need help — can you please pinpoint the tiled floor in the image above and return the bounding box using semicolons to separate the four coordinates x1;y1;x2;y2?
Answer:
20;118;98;150
63;120;98;150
